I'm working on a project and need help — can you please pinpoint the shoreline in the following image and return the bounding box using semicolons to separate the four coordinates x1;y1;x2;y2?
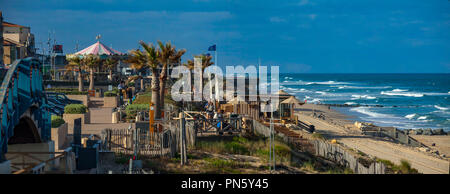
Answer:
311;103;450;133
294;102;450;160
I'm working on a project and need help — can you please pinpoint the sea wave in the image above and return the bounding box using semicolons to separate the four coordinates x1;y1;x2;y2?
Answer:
335;85;392;89
392;89;408;92
435;105;449;111
305;81;349;85
351;94;377;100
350;107;391;118
281;80;350;86
417;116;427;120
405;113;417;119
344;102;357;105
380;91;424;97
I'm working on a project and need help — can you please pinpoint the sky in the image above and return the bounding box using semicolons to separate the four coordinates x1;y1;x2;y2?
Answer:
1;0;449;73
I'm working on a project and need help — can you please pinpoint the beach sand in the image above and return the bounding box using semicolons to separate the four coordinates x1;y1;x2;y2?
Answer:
410;135;450;158
294;103;450;174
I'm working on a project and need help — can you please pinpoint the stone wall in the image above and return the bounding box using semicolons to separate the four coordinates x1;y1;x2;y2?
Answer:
63;112;90;125
67;94;89;107
51;123;68;151
5;141;55;170
363;127;423;147
103;96;118;108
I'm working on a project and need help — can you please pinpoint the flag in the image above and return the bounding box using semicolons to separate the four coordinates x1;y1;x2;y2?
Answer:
208;44;216;51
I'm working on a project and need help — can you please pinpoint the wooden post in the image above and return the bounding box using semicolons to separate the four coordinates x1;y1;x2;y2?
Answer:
179;112;187;165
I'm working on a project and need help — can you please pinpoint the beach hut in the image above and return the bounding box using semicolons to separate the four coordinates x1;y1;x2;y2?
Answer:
280;96;303;120
275;90;292;102
227;96;247;113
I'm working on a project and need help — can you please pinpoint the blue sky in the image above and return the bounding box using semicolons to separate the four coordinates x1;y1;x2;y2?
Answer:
1;0;449;73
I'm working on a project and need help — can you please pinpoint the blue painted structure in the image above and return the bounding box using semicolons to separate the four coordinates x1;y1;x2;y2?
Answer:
0;58;51;161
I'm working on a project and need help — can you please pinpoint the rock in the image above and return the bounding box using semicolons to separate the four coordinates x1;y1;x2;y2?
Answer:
441;154;446;158
422;129;433;135
415;129;423;135
431;143;436;146
432;129;445;135
431;150;439;155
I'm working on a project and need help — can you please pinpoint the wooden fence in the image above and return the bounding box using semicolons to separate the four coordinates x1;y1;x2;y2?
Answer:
103;128;175;158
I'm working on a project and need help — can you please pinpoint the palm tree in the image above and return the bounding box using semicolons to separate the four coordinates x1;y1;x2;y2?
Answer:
128;41;162;118
197;54;214;96
84;54;102;90
103;56;118;82
66;56;85;92
157;41;175;114
158;41;187;113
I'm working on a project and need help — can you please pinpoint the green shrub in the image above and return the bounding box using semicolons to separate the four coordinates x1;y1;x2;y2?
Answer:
64;104;87;114
399;159;419;174
104;91;117;97
51;115;65;128
45;88;88;95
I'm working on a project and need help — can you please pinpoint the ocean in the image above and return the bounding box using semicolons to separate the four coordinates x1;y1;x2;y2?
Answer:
279;73;450;131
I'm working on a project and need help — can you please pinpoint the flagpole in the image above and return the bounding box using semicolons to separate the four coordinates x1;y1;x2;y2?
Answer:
214;45;219;109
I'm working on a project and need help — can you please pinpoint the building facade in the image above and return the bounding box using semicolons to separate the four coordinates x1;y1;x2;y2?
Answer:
2;20;35;65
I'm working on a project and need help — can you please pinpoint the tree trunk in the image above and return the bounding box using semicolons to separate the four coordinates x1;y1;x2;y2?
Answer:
78;70;83;92
89;68;94;90
151;68;161;119
159;63;168;117
109;70;112;82
140;77;145;91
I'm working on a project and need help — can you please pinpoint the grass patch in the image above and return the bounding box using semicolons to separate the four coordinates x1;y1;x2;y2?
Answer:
375;158;419;174
312;132;325;140
125;104;149;119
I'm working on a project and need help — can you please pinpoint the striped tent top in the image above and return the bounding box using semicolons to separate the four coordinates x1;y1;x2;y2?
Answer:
74;41;123;55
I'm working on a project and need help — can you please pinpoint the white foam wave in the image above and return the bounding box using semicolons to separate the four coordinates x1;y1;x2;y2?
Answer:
344;102;357;105
336;85;391;89
351;94;377;100
380;91;424;97
305;81;349;85
392;89;407;92
417;116;427;120
434;105;449;111
405;113;417;119
350;107;391;118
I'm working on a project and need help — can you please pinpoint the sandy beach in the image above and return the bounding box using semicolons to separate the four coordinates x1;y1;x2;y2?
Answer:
294;103;450;174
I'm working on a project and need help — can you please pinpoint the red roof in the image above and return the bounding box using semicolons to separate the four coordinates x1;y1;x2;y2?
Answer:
2;21;27;28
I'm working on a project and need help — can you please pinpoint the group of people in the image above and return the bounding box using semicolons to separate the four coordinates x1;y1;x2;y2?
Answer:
204;100;225;128
118;80;134;106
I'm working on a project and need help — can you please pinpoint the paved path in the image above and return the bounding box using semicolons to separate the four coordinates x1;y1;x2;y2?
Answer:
68;108;133;135
296;113;450;174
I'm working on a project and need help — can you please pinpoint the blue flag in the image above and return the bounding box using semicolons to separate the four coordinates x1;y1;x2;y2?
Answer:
208;44;216;51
